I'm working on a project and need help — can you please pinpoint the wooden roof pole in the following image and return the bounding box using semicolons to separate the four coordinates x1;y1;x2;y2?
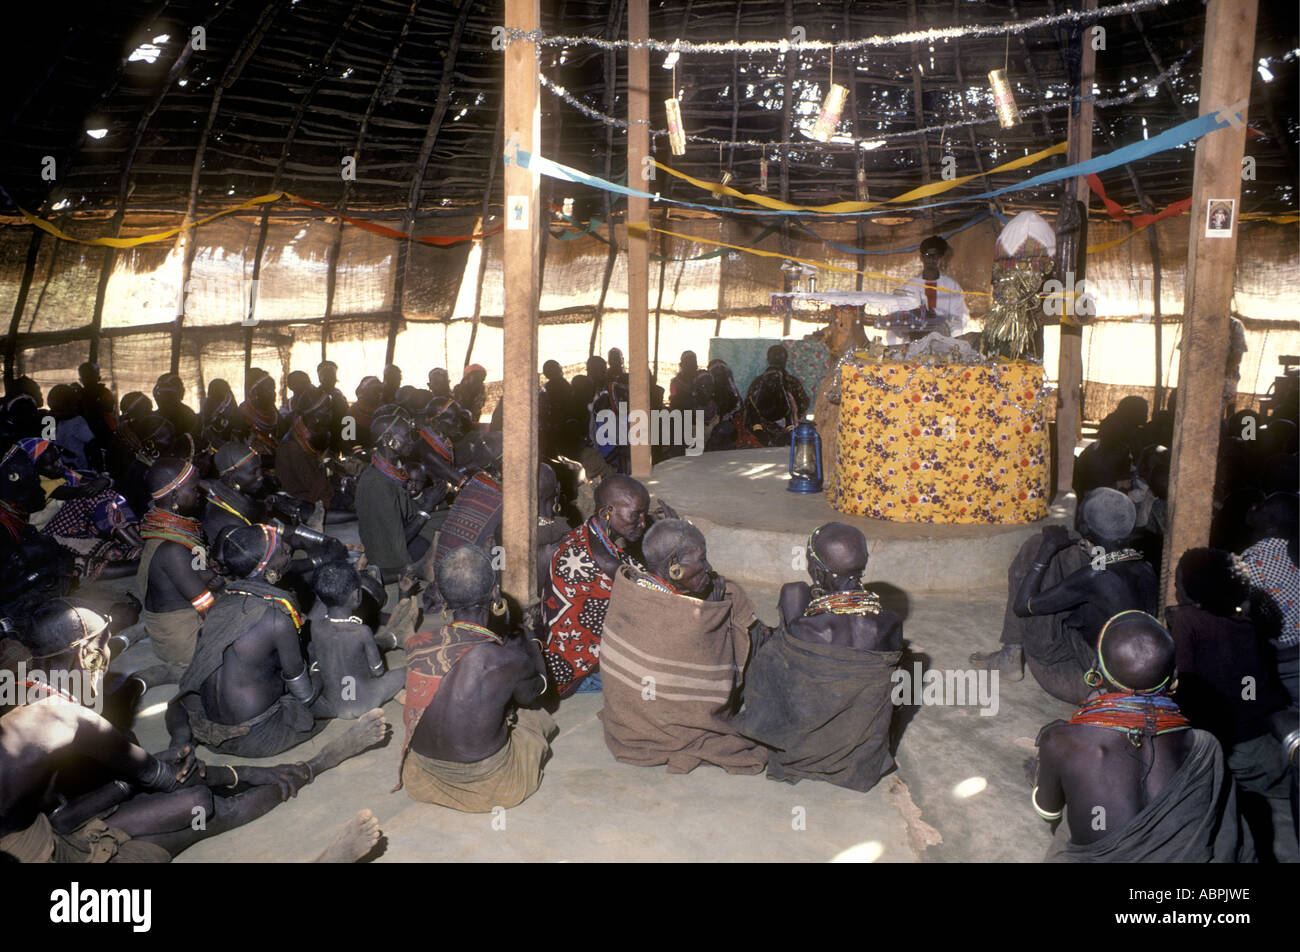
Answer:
502;0;542;608
320;0;419;375
951;0;998;203
845;0;866;293
386;0;477;368
716;0;740;337
627;0;651;477
240;0;365;368
906;0;933;233
779;0;795;337
172;1;281;383
3;232;44;386
462;115;504;370
88;4;213;367
1160;0;1258;614
535;0;569;308
587;0;627;359
1051;0;1095;503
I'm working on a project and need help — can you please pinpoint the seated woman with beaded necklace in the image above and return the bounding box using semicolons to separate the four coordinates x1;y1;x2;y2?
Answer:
777;522;902;651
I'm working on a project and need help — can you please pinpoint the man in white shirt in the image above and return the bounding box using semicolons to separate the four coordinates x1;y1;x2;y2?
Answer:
899;236;970;337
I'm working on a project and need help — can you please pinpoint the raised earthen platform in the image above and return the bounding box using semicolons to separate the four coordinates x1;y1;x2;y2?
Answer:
645;448;1073;592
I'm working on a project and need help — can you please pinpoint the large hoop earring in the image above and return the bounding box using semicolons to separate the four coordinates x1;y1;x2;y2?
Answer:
1083;667;1104;688
491;597;507;617
668;563;684;581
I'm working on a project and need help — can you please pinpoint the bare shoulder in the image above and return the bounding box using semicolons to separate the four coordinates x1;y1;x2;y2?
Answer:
1;700;87;754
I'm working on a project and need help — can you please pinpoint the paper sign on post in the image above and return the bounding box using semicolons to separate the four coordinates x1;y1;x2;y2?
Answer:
508;196;530;230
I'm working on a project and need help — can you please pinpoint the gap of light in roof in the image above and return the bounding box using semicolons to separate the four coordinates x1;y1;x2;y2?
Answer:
128;35;169;64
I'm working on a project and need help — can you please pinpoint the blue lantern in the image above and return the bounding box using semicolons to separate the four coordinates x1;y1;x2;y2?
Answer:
787;419;823;493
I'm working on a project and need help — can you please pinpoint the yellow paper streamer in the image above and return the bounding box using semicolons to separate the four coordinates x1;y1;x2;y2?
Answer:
652;140;1068;214
15;192;286;248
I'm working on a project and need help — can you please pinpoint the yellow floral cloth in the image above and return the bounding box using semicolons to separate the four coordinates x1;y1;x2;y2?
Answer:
828;359;1049;524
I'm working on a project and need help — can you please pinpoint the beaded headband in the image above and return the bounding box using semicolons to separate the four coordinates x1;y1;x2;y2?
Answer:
151;460;196;500
1091;610;1174;695
219;449;258;476
251;524;282;578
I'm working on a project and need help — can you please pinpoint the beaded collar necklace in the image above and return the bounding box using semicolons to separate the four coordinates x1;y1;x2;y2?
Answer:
448;620;503;645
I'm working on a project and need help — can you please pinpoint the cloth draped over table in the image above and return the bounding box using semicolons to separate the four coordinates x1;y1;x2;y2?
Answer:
737;622;901;792
829;360;1049;524
598;568;768;775
1045;729;1254;862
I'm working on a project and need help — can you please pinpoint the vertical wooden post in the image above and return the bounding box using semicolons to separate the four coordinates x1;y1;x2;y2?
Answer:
779;0;795;338
906;0;932;232
1161;0;1258;611
4;231;43;386
502;0;541;607
627;0;652;477
1053;1;1096;501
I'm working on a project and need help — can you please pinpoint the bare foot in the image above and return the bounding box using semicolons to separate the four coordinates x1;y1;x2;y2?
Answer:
314;809;381;863
394;689;407;706
307;709;389;774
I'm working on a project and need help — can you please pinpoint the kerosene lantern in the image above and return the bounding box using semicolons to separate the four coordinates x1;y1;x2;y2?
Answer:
788;418;823;493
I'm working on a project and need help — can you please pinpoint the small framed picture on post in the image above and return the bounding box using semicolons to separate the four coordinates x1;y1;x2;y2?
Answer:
1205;199;1235;239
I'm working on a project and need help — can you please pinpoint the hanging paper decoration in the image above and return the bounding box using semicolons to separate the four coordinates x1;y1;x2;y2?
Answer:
664;97;686;155
719;170;734;188
856;166;868;201
988;69;1021;129
759;150;769;192
809;83;849;143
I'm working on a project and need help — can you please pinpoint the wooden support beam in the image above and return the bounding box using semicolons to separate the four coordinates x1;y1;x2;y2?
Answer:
322;1;419;374
1052;0;1096;502
627;0;651;477
173;1;281;384
845;0;866;291
242;0;366;367
463;115;504;369
586;0;627;359
1161;0;1258;612
501;0;541;607
906;0;933;231
387;0;476;367
4;231;43;385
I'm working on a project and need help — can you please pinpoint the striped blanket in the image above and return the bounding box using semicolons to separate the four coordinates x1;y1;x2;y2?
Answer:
598;567;767;775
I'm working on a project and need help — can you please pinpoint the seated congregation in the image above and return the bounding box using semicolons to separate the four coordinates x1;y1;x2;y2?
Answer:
1;360;1296;863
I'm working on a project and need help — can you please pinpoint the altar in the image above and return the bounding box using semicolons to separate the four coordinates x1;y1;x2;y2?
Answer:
827;359;1050;525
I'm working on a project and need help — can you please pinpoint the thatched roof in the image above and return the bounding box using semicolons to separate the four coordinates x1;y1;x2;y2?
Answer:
4;0;1296;220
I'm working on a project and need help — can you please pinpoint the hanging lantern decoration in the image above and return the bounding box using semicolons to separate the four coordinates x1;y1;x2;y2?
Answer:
664;97;687;155
988;69;1021;129
809;83;849;143
856;166;869;202
759;149;769;192
719;170;734;188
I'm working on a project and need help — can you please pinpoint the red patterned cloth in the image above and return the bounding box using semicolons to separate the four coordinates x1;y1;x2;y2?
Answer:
543;518;643;697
